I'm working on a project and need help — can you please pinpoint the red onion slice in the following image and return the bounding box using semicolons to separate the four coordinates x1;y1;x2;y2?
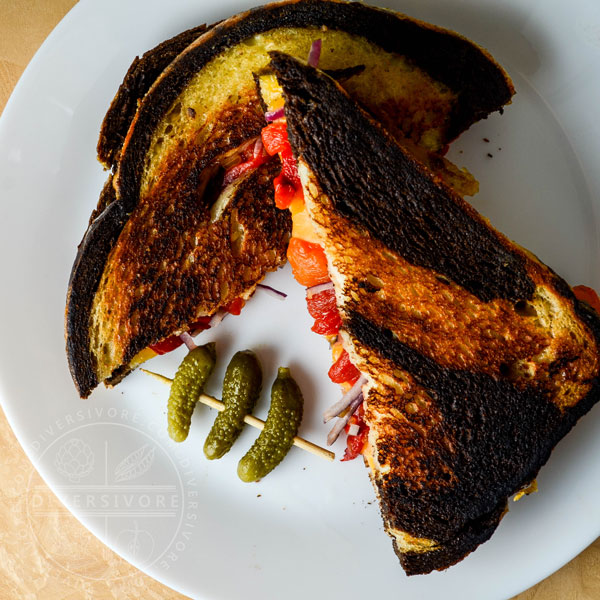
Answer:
220;137;257;170
256;283;287;300
220;153;242;171
253;137;264;159
323;375;367;422
306;281;334;298
307;39;322;68
265;107;285;122
327;392;363;446
179;331;197;351
209;309;228;328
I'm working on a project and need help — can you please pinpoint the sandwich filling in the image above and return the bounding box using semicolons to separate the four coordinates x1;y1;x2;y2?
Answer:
258;55;371;460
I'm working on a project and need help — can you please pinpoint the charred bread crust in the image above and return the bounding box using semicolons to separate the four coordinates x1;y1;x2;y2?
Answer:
66;189;125;398
270;50;529;303
97;24;211;169
271;53;600;573
396;502;506;575
396;284;600;575
117;0;514;213
67;158;290;398
87;174;118;226
349;311;600;543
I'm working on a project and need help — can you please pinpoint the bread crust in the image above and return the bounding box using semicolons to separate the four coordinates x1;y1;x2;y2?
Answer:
65;184;125;396
97;24;211;169
269;52;600;574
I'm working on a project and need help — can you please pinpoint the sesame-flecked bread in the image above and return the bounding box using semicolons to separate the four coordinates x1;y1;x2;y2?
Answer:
268;52;600;574
66;0;515;398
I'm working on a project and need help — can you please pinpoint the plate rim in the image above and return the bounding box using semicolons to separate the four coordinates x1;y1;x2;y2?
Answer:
1;0;600;598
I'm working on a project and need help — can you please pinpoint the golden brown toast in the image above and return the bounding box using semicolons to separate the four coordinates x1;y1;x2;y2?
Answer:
268;51;600;574
66;0;515;398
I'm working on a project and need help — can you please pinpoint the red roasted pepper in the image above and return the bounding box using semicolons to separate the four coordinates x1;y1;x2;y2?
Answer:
149;316;210;354
273;173;298;209
150;336;184;355
224;297;245;315
261;121;289;156
287;238;330;287
342;428;369;461
306;288;337;318
189;316;211;333
262;120;302;205
311;314;342;336
222;143;270;187
341;404;369;461
573;285;600;313
306;288;342;335
279;143;301;187
149;300;246;357
328;350;361;385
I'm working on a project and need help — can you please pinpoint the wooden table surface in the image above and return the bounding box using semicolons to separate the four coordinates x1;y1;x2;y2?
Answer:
1;1;599;598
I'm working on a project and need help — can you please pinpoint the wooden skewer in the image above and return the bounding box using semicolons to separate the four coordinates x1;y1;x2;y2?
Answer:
142;369;335;462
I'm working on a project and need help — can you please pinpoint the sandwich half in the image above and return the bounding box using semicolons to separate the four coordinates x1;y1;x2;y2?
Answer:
66;0;515;398
266;51;600;574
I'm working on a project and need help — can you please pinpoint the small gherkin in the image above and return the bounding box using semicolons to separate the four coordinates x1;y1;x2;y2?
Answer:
167;343;216;442
204;350;263;460
238;367;304;482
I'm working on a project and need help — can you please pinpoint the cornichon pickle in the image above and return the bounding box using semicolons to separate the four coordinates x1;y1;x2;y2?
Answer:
167;343;216;442
238;367;303;482
204;350;262;460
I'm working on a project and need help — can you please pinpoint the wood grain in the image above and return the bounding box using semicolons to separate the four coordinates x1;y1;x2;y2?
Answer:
0;1;598;599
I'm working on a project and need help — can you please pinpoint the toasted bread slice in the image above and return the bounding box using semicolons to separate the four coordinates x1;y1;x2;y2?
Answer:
268;52;600;574
66;0;515;398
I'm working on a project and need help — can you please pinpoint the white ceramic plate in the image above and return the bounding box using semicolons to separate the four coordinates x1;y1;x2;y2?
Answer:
1;0;600;598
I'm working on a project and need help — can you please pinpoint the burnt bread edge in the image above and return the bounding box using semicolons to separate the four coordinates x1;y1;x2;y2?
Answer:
116;0;514;213
397;502;506;575
87;173;118;227
269;51;531;303
349;310;600;545
373;301;600;575
69;24;213;395
66;184;125;398
97;23;212;169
